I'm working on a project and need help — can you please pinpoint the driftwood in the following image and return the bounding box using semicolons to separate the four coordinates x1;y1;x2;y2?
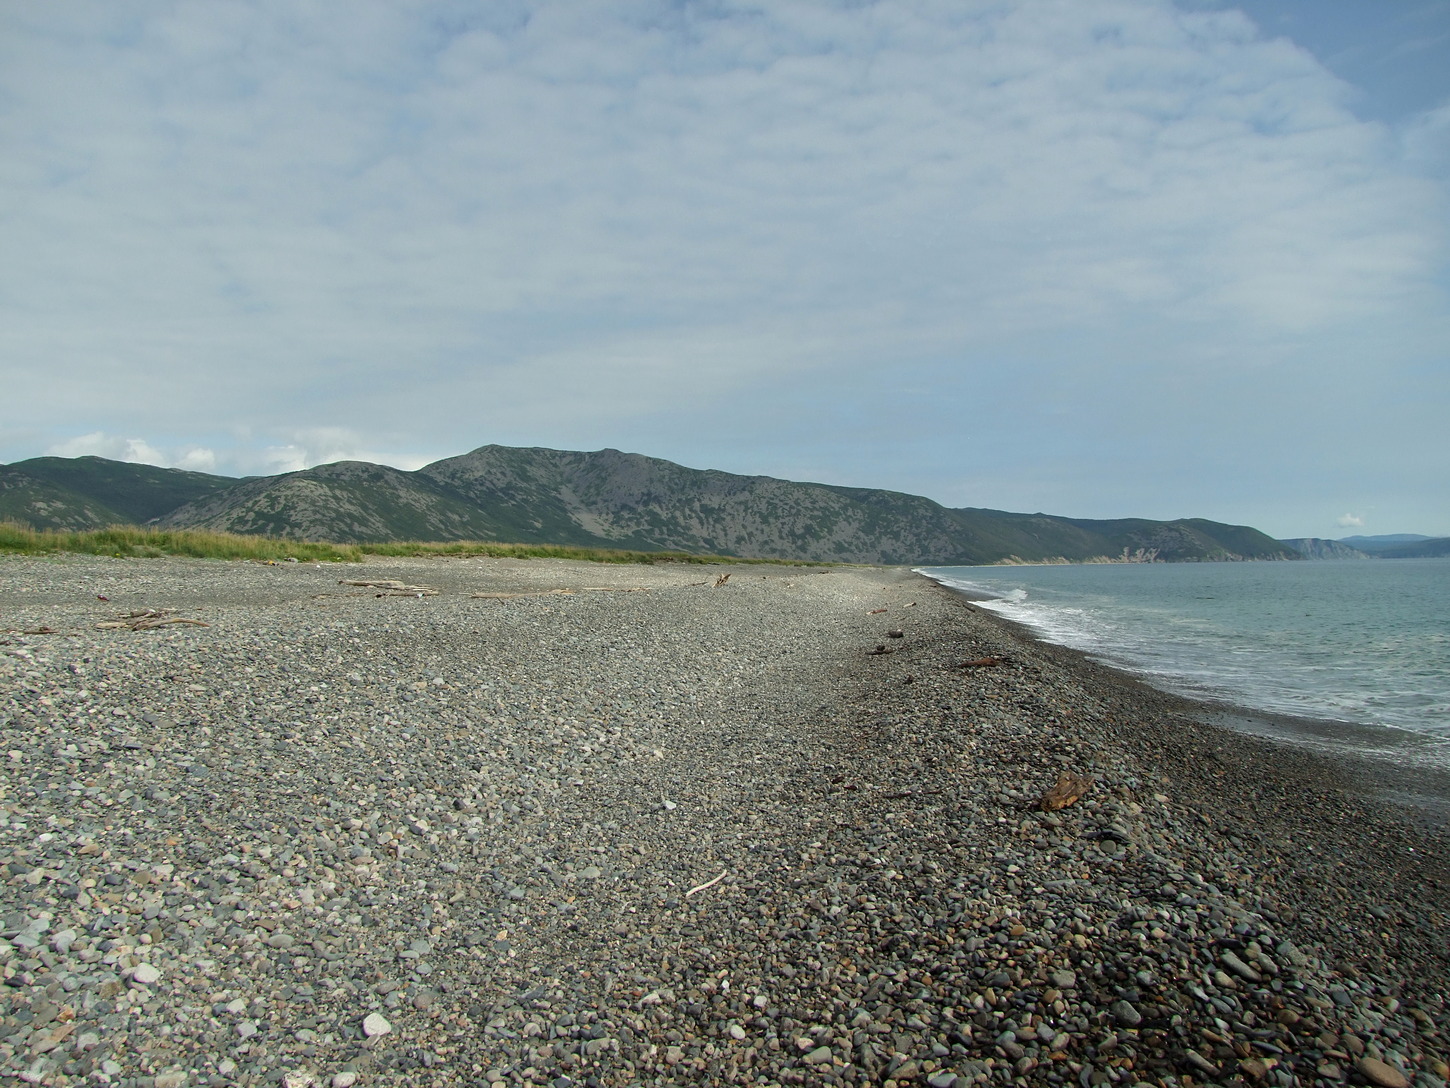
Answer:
713;573;731;587
957;656;1005;668
468;587;647;600
339;580;439;597
470;588;575;600
867;608;888;615
96;610;210;631
684;870;729;898
1037;772;1094;812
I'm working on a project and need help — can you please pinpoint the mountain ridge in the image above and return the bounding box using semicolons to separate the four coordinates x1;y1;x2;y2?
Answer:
1279;534;1450;560
2;445;1298;565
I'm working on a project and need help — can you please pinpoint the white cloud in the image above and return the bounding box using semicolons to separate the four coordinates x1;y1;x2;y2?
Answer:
1336;513;1365;528
235;428;435;477
3;1;1447;536
175;447;218;472
1401;101;1450;173
45;432;218;473
46;432;165;465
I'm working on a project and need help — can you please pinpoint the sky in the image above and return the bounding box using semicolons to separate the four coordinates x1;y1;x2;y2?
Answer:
2;0;1447;540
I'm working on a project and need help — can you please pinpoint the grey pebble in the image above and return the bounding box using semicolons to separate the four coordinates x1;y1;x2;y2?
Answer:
0;554;1444;1088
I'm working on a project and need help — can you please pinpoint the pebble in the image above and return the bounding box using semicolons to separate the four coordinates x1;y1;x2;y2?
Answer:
1358;1057;1412;1088
1111;1000;1143;1027
0;554;1445;1087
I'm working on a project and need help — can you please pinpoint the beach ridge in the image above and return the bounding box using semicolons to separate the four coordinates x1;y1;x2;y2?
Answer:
0;555;1444;1087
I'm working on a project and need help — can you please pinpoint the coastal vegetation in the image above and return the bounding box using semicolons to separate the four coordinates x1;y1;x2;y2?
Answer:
1;445;1301;564
0;521;816;566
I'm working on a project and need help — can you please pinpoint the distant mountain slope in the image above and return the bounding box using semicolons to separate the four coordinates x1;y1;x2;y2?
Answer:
4;455;234;527
155;461;505;543
416;446;978;563
1337;534;1444;557
7;446;1299;564
0;465;131;531
1280;538;1373;560
1371;537;1450;559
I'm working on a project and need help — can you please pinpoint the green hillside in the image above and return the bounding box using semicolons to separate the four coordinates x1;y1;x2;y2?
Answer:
6;455;234;525
3;446;1300;565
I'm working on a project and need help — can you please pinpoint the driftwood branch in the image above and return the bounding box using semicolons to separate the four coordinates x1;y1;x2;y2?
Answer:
684;870;729;898
1037;772;1094;811
470;588;575;600
96;610;210;631
339;580;439;597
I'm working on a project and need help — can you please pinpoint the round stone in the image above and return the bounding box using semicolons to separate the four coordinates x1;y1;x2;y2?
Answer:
1357;1058;1410;1088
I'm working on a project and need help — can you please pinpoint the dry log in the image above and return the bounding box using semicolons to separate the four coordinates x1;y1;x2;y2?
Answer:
470;588;575;600
1037;772;1094;811
957;656;1005;668
684;870;729;898
96;610;210;631
713;573;731;587
340;579;439;596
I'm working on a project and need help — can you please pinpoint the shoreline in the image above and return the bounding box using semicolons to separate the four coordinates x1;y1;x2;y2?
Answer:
917;574;1450;829
0;555;1446;1087
915;565;1450;786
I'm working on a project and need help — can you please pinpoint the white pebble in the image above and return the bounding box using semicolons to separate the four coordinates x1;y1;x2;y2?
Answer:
362;1012;392;1038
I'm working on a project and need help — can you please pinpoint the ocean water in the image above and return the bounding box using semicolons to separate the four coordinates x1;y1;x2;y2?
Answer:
919;559;1450;766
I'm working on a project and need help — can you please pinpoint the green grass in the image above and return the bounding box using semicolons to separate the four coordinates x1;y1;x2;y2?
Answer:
339;539;824;565
0;522;362;562
0;521;829;566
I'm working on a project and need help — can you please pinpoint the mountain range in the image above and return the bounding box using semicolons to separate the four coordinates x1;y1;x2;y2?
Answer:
2;445;1312;565
1279;534;1450;560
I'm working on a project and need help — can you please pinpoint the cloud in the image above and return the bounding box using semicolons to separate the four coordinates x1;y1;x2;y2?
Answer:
1336;513;1365;528
175;447;218;472
44;431;222;473
3;1;1447;536
237;428;436;477
46;432;167;466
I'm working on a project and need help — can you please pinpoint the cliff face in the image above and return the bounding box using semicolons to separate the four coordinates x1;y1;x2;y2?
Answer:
1280;538;1373;560
3;445;1300;565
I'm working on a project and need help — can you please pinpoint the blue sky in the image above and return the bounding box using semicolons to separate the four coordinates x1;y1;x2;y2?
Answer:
2;0;1446;540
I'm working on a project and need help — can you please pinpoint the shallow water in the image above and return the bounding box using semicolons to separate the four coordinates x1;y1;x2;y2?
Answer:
920;558;1450;767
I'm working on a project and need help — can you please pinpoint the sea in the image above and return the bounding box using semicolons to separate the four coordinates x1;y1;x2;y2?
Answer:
918;558;1450;770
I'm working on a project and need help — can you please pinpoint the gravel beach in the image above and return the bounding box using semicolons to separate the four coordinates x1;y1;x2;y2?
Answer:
1;554;1446;1088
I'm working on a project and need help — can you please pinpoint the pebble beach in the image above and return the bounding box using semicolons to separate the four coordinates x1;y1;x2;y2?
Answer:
0;554;1446;1088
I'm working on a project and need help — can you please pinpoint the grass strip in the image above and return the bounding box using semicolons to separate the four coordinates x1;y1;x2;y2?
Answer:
0;522;828;567
0;522;362;561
